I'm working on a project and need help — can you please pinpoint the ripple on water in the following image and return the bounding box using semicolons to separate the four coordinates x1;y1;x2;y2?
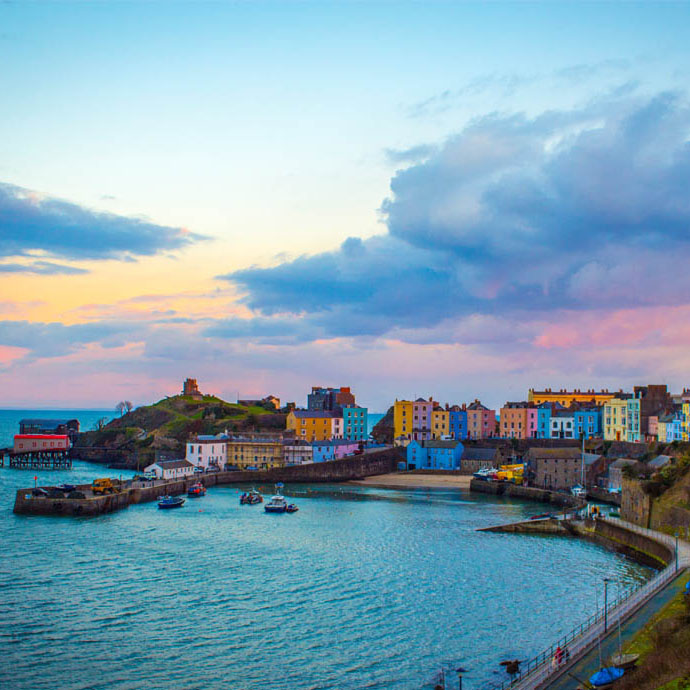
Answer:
0;472;653;690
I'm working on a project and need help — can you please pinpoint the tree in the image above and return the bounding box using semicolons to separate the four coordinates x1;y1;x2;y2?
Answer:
116;401;133;416
94;417;108;431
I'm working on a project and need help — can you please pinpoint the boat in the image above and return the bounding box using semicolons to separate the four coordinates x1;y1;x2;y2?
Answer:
187;482;206;497
571;484;587;498
608;653;638;670
589;666;624;687
472;467;498;480
158;495;185;509
240;488;263;505
286;504;299;513
265;484;288;513
265;495;288;513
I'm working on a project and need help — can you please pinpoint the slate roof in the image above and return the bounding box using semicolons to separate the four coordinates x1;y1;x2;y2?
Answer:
582;452;603;466
525;447;582;459
155;460;194;469
648;455;672;469
292;410;337;419
609;458;641;469
425;440;462;449
461;447;499;461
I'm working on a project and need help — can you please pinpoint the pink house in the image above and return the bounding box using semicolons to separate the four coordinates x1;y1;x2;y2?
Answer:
527;408;539;438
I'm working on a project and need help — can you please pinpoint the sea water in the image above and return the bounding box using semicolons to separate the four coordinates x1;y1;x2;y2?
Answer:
0;461;652;690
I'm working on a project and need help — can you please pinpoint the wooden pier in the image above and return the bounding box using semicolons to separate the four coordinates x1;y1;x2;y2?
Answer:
1;448;72;470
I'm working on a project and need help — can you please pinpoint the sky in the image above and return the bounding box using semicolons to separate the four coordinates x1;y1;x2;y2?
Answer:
2;1;690;411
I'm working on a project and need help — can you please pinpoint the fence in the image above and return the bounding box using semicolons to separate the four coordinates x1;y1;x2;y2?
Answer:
487;518;683;690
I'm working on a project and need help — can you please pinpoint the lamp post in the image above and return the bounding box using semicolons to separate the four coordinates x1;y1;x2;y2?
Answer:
604;578;611;633
676;532;679;572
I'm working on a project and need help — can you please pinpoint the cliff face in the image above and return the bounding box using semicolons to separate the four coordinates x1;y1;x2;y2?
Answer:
70;395;287;468
371;406;394;444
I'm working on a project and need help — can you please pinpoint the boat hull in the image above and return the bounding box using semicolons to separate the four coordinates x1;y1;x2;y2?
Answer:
265;505;287;513
158;500;185;509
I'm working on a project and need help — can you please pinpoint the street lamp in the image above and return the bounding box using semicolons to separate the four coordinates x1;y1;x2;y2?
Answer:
676;532;679;572
604;578;611;632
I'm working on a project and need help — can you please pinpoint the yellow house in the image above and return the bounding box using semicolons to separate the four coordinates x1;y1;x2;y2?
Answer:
682;402;689;441
603;398;628;441
431;408;450;439
529;388;617;407
286;410;336;441
227;439;284;469
394;400;414;441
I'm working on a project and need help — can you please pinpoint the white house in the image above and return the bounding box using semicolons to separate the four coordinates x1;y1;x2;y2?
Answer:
145;459;195;480
283;440;314;465
550;414;575;439
185;434;228;470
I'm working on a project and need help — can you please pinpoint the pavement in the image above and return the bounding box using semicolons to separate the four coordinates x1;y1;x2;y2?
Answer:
545;570;690;690
503;518;690;690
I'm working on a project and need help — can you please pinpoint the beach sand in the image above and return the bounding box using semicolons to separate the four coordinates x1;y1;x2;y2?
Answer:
348;473;472;490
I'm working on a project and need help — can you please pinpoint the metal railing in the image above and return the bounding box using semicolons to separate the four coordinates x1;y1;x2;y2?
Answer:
487;518;682;690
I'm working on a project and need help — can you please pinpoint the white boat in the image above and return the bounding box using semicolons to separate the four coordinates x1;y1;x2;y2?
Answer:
264;494;288;513
571;484;587;498
473;467;498;480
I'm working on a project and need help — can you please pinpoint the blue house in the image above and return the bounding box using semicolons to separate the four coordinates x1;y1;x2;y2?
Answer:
311;439;360;462
448;407;468;440
406;440;464;470
342;405;368;441
536;403;552;439
574;408;602;439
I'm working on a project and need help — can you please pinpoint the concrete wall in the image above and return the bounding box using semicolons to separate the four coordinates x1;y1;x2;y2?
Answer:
470;479;581;508
621;477;652;527
14;447;404;517
13;488;131;517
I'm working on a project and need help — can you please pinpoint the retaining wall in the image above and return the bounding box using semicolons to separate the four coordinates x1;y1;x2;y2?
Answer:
470;479;581;508
13;448;404;517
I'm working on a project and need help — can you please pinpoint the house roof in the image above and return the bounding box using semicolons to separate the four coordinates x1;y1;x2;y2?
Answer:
609;458;641;469
648;454;672;469
582;453;603;466
461;447;499;461
291;410;337;419
525;447;582;459
311;439;359;447
425;440;462;449
156;460;194;469
467;402;489;411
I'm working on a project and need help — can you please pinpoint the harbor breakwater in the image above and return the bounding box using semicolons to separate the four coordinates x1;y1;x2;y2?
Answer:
480;515;673;569
469;478;582;508
13;447;403;516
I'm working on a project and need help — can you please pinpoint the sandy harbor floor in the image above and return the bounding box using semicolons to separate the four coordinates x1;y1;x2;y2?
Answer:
348;473;472;490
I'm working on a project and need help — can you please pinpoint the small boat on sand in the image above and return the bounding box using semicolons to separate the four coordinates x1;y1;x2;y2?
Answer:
158;495;185;509
608;653;638;670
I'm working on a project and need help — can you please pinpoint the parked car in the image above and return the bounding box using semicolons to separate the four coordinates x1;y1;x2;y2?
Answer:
56;483;76;492
67;490;86;499
193;467;205;474
31;487;49;497
142;471;157;481
206;466;220;473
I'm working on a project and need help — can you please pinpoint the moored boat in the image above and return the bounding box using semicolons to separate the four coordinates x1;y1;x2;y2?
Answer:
286;504;298;513
473;467;498;480
265;495;288;513
240;488;263;505
188;482;206;497
570;484;587;498
608;653;638;670
158;495;185;509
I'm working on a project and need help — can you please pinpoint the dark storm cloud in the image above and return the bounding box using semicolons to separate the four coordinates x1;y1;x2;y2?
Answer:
218;92;690;343
0;183;208;261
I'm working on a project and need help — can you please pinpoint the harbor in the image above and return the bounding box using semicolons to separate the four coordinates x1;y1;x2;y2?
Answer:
1;458;654;690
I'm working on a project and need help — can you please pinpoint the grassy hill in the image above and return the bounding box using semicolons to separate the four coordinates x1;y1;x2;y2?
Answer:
72;394;287;468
